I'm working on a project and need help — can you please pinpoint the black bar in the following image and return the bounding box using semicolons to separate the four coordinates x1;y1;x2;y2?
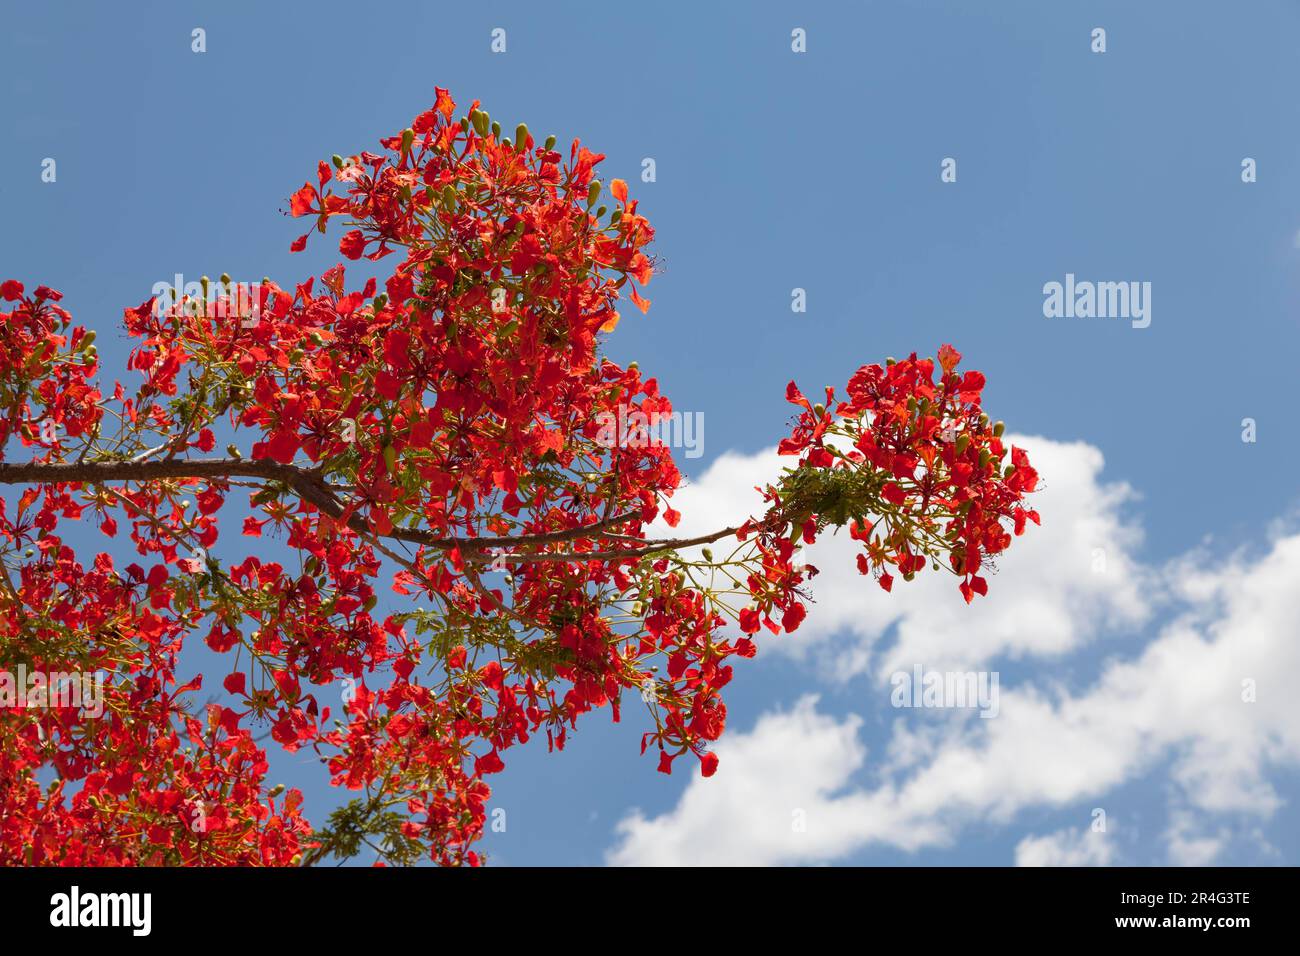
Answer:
0;865;1284;943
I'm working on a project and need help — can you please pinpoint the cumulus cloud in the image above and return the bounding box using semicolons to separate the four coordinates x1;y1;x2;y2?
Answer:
1163;812;1229;867
609;696;878;867
665;435;1151;679
609;438;1300;866
1015;825;1117;866
609;696;958;866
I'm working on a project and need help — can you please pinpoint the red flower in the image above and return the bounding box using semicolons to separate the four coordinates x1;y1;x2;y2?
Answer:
256;429;299;464
339;229;367;260
289;183;317;217
475;751;505;775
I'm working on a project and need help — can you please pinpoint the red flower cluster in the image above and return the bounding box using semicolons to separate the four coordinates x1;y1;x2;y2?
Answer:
773;345;1039;603
723;346;1039;648
0;281;102;455
0;546;311;864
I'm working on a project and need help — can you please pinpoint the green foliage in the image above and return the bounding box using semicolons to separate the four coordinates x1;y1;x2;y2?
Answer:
779;462;882;534
304;797;426;867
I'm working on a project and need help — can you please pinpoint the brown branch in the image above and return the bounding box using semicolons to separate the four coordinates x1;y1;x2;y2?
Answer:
491;524;748;564
0;458;668;554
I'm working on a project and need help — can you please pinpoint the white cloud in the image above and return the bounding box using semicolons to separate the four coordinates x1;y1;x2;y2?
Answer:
666;435;1151;679
1163;811;1228;867
609;440;1300;866
607;696;947;867
1015;825;1117;866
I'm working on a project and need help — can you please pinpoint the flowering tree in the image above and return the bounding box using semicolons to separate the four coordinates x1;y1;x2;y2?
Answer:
0;90;1039;866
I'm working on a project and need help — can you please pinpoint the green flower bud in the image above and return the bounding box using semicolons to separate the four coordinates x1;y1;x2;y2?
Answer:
372;293;388;311
587;180;601;207
332;154;344;169
610;209;623;225
442;184;457;209
400;128;415;153
471;110;489;137
595;205;607;218
515;123;529;147
993;420;1005;437
701;547;713;562
543;134;557;151
219;272;231;286
955;433;970;455
490;121;501;139
227;444;241;459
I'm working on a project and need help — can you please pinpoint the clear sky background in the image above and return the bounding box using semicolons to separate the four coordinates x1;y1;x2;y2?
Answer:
4;0;1299;866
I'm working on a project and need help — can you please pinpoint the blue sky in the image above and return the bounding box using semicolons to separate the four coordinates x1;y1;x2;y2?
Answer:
4;0;1299;865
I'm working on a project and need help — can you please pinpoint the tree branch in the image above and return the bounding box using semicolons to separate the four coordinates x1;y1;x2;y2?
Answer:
494;524;749;564
0;458;669;554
